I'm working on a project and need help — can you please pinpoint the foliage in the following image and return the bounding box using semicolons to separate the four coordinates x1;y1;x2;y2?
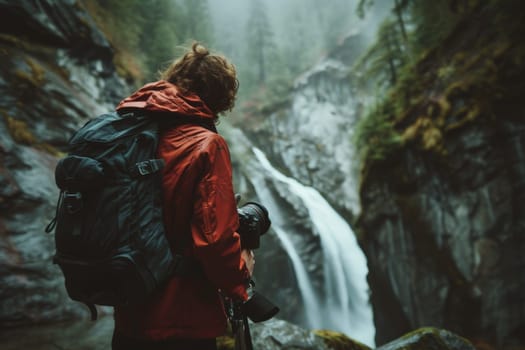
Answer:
244;0;276;85
354;0;525;169
353;0;459;89
137;0;185;77
354;100;403;162
81;0;213;82
353;18;407;90
352;0;464;163
178;0;214;46
356;0;374;19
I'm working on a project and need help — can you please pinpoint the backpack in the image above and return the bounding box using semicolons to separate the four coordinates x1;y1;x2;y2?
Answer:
45;110;178;320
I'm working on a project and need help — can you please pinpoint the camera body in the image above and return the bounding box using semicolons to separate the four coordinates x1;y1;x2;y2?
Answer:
234;201;278;323
237;202;271;249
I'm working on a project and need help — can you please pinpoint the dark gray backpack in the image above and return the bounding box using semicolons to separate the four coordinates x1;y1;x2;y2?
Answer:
46;111;175;319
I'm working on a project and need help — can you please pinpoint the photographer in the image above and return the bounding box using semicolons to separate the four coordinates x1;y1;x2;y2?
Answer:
111;43;263;350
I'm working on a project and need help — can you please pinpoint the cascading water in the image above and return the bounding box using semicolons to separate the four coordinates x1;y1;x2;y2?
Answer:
250;147;375;347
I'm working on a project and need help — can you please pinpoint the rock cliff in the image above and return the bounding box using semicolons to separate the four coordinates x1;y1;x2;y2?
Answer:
357;1;525;348
241;32;372;220
0;0;128;326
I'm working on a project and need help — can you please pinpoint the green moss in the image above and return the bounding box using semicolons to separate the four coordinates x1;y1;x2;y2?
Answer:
4;113;37;145
3;112;62;157
314;329;371;350
25;57;46;85
354;100;403;162
216;335;235;350
13;57;47;88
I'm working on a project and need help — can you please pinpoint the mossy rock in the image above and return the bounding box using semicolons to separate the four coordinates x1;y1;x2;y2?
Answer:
376;327;475;350
313;329;371;350
4;113;37;145
217;335;235;350
3;113;62;156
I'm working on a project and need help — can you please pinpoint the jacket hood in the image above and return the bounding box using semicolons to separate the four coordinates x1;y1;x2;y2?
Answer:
116;80;215;119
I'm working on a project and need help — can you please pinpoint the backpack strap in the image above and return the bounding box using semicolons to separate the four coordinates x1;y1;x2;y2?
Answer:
118;109;209;279
85;302;97;321
45;191;63;233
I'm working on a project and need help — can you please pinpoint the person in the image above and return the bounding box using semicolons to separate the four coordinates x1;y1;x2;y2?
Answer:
111;43;255;350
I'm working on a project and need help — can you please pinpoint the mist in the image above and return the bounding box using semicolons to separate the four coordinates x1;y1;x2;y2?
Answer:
206;0;391;104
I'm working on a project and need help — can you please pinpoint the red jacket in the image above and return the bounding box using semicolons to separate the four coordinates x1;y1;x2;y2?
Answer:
113;81;249;340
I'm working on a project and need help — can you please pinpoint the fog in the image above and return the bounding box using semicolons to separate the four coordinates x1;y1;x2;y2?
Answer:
206;0;391;99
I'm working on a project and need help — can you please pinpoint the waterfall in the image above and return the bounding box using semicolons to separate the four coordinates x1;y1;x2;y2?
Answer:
250;147;375;347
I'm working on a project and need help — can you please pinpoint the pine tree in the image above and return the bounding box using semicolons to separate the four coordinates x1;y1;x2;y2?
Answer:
357;0;459;57
353;18;406;89
393;0;409;45
178;0;214;45
245;0;275;85
357;0;410;51
281;4;312;76
356;0;374;19
137;0;182;78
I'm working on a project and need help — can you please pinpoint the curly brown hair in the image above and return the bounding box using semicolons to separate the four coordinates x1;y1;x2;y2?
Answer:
159;43;239;115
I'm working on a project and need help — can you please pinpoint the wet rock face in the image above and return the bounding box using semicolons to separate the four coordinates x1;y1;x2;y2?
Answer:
247;33;369;219
0;0;127;327
359;119;525;346
356;2;525;346
0;0;111;61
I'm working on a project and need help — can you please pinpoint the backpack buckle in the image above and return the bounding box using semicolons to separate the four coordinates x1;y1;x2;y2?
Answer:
64;191;83;214
135;159;164;176
137;161;153;175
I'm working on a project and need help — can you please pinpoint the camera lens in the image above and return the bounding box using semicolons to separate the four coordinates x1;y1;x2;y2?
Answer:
237;202;271;249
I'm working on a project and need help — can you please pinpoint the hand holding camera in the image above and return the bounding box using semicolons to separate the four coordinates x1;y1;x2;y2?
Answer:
241;249;255;276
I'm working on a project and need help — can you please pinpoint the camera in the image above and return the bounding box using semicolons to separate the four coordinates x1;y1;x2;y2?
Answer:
234;201;278;323
237;202;271;249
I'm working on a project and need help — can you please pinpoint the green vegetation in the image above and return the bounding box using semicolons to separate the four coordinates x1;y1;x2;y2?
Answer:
353;0;474;163
353;18;407;89
354;100;403;161
80;0;213;82
354;0;524;173
314;329;372;350
244;0;275;86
